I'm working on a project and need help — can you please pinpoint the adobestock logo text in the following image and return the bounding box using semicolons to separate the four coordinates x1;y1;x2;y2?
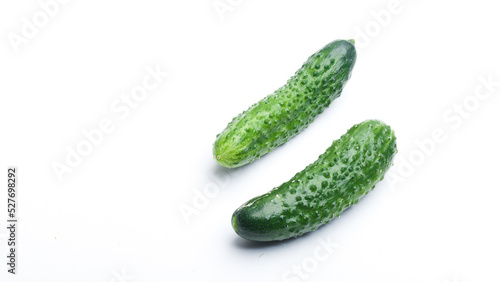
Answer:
51;64;169;183
8;0;70;54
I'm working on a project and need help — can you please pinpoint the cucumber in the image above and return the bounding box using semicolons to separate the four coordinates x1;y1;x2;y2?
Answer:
214;39;357;168
231;120;397;242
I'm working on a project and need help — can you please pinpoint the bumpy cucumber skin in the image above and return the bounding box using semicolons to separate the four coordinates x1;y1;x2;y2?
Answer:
231;120;397;242
214;40;357;168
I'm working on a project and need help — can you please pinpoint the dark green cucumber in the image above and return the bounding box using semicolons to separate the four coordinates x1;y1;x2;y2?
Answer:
231;120;397;242
214;39;357;168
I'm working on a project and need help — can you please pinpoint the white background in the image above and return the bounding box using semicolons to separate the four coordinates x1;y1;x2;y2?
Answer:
1;0;499;281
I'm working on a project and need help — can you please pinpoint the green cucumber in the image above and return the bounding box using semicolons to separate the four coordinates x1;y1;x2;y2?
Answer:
214;39;357;168
231;120;397;242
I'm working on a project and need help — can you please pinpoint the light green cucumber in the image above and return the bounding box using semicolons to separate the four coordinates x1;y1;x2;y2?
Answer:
214;39;357;168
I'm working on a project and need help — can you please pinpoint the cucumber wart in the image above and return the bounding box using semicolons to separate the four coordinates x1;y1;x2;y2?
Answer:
213;39;357;168
231;120;397;242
